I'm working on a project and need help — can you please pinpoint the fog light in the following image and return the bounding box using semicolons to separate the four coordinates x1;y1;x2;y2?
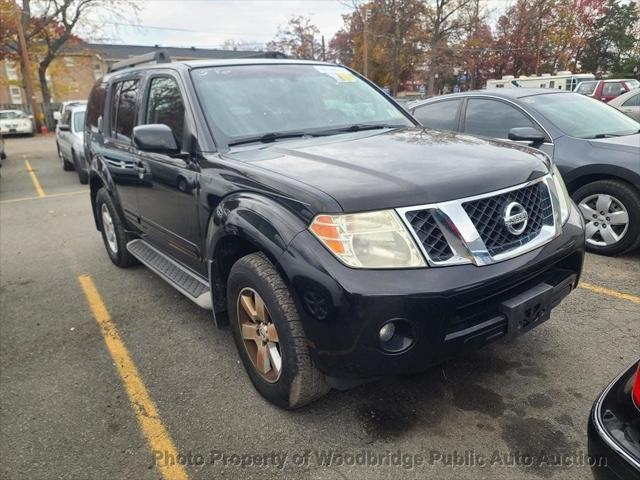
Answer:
378;323;396;342
377;319;415;353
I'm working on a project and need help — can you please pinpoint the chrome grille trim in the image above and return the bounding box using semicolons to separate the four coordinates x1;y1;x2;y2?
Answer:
397;174;561;267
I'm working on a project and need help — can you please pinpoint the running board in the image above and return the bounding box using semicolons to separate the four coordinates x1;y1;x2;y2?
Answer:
126;239;212;310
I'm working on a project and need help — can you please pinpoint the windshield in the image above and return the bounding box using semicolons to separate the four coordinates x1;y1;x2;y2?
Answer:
0;111;27;120
73;111;85;132
522;93;639;138
191;64;412;144
626;79;640;90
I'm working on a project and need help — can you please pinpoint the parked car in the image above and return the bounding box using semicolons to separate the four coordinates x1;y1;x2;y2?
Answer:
0;109;34;136
53;100;87;125
588;359;640;480
56;104;88;184
575;79;640;103
609;89;640;122
85;54;584;408
409;90;640;256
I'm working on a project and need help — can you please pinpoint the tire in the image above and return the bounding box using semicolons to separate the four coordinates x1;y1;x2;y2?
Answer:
572;179;640;256
73;151;88;184
59;144;74;171
95;188;137;267
227;252;329;409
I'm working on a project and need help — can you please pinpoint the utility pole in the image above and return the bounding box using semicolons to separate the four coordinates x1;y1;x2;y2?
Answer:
363;6;369;77
15;4;40;131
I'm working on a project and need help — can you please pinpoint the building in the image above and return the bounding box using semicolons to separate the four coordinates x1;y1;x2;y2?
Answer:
0;42;285;111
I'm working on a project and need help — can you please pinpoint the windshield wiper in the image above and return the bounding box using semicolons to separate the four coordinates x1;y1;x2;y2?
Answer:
228;131;309;147
589;129;640;139
314;123;407;136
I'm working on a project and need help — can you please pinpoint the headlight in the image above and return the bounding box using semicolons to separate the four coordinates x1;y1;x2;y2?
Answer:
309;210;426;268
551;165;571;224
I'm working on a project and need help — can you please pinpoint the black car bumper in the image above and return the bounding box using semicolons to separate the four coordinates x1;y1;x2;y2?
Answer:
588;360;640;480
280;204;585;380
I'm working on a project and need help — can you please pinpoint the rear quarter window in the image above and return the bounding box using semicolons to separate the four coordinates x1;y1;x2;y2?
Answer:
86;83;107;132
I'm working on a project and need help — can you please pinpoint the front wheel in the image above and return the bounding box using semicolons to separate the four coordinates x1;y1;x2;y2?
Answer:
573;179;640;256
227;252;329;409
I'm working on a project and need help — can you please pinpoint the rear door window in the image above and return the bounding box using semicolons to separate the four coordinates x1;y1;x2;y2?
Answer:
463;98;535;139
86;83;106;131
109;79;139;142
412;99;461;131
602;82;623;98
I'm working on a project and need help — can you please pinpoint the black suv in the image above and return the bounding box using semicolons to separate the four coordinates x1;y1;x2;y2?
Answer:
85;54;585;408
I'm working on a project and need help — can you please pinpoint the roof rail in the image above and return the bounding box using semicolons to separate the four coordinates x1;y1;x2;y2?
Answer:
108;50;171;73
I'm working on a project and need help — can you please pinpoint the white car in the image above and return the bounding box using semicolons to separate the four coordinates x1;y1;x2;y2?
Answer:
56;104;88;184
0;109;34;136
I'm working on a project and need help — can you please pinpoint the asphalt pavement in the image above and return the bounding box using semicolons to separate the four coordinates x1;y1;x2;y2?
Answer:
1;135;639;480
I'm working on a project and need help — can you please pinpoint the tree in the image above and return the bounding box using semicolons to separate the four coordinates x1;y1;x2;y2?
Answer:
4;0;136;118
267;15;321;59
579;0;639;75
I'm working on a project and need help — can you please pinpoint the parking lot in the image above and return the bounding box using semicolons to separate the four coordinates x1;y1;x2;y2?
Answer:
1;134;638;480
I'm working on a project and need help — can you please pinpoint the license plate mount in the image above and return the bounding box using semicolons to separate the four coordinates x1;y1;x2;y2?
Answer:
499;282;554;339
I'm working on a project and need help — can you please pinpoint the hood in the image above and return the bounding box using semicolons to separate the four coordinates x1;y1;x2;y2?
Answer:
588;133;640;154
224;128;550;212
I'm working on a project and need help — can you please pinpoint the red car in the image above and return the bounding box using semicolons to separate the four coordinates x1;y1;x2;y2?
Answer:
575;79;640;103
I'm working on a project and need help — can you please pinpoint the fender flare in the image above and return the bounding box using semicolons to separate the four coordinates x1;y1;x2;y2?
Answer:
204;191;309;314
88;155;128;231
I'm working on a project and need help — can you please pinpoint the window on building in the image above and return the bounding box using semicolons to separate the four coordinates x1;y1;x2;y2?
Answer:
464;98;536;139
412;99;461;131
144;77;186;147
64;57;75;68
9;86;22;104
110;80;139;142
4;61;18;81
93;62;103;80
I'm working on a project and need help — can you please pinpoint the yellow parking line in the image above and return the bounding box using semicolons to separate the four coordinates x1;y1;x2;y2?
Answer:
78;275;189;480
0;189;88;205
579;282;640;305
23;157;46;198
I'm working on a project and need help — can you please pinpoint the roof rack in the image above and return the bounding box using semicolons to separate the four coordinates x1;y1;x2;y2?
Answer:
108;50;171;73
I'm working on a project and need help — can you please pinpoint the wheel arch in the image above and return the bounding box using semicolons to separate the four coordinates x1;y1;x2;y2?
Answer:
204;192;308;318
564;165;640;196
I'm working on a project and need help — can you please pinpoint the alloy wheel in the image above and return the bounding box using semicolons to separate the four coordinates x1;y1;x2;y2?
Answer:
100;203;118;254
578;193;629;247
237;287;282;383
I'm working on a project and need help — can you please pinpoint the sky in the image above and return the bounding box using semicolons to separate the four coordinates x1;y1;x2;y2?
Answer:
86;0;354;49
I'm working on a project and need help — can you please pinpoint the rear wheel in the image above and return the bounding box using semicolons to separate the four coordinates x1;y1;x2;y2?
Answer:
573;179;640;256
95;188;137;267
58;144;74;171
227;252;329;409
72;151;88;184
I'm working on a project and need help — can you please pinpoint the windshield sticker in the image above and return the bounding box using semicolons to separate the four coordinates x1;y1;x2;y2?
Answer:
314;66;357;82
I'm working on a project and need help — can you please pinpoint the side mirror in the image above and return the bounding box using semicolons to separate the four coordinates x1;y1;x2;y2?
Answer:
508;127;546;146
58;124;70;132
133;124;179;153
53;111;61;122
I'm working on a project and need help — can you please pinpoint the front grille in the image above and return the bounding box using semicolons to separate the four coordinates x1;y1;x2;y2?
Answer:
463;182;554;256
405;209;453;262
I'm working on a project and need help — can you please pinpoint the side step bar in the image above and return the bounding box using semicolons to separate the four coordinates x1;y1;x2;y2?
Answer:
126;239;212;310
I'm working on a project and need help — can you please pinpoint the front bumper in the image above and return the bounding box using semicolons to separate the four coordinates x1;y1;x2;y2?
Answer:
588;360;640;480
280;203;585;379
